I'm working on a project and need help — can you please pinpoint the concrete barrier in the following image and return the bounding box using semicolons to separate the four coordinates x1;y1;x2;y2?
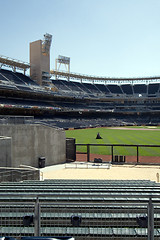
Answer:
0;124;66;168
0;167;40;182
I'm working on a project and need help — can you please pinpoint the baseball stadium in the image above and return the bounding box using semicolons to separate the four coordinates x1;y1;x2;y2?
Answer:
0;33;160;240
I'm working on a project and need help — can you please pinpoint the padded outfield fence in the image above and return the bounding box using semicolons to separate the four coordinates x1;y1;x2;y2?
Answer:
76;143;160;164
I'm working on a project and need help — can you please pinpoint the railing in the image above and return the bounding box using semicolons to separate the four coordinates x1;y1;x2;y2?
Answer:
65;161;111;169
76;143;160;164
50;69;160;83
0;195;159;239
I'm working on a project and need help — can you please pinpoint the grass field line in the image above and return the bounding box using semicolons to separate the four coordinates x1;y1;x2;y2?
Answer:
66;127;160;157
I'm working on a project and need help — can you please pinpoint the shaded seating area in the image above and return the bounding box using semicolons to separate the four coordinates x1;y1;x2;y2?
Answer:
0;69;24;85
0;97;60;111
106;84;123;94
52;80;71;91
82;83;101;94
148;83;160;95
133;84;147;94
74;82;92;94
15;72;39;86
1;70;160;101
121;84;133;95
51;79;160;98
95;84;110;94
0;69;46;93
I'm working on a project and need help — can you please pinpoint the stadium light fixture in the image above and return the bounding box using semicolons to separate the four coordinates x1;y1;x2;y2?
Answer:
55;55;70;79
42;33;52;55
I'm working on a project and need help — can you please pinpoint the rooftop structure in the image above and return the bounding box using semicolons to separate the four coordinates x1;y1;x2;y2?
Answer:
0;55;30;74
50;69;160;84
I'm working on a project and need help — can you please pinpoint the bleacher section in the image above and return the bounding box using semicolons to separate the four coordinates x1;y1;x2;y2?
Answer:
94;84;110;94
0;69;160;101
35;114;160;129
52;79;160;98
81;83;101;94
121;84;133;95
72;82;91;94
15;72;39;86
52;80;71;92
0;179;159;239
0;97;61;111
1;69;160;119
35;117;107;129
0;69;24;85
133;84;147;95
0;69;46;93
1;68;160;100
148;83;160;95
60;81;84;92
106;84;123;94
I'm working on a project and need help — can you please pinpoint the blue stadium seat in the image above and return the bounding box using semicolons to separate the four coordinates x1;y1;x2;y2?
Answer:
121;84;133;94
133;84;147;94
148;83;159;94
106;84;123;94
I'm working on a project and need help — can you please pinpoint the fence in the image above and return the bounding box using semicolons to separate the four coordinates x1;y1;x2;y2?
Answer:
65;162;111;169
76;143;160;164
0;195;159;240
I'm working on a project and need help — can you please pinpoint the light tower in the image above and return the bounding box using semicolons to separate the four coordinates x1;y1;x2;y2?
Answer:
42;33;52;55
55;55;70;80
30;33;52;86
55;55;70;72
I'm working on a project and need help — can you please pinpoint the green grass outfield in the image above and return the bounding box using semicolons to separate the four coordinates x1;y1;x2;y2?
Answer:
65;126;160;156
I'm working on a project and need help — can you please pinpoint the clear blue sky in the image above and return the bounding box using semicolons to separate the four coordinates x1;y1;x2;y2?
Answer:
1;0;160;78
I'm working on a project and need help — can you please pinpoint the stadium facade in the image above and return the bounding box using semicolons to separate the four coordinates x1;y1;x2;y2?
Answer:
0;34;160;129
0;33;160;130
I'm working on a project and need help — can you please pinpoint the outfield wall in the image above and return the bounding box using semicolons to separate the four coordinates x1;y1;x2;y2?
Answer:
0;124;66;168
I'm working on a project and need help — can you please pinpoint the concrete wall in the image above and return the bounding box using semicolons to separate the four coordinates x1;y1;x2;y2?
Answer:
0;124;66;168
0;137;11;167
30;40;42;84
0;168;40;182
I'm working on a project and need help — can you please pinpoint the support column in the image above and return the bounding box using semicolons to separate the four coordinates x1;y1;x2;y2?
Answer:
148;197;154;240
34;197;41;236
111;146;113;162
87;144;90;162
137;146;139;163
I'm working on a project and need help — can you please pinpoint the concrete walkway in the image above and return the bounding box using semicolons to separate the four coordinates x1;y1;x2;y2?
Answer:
40;162;160;182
